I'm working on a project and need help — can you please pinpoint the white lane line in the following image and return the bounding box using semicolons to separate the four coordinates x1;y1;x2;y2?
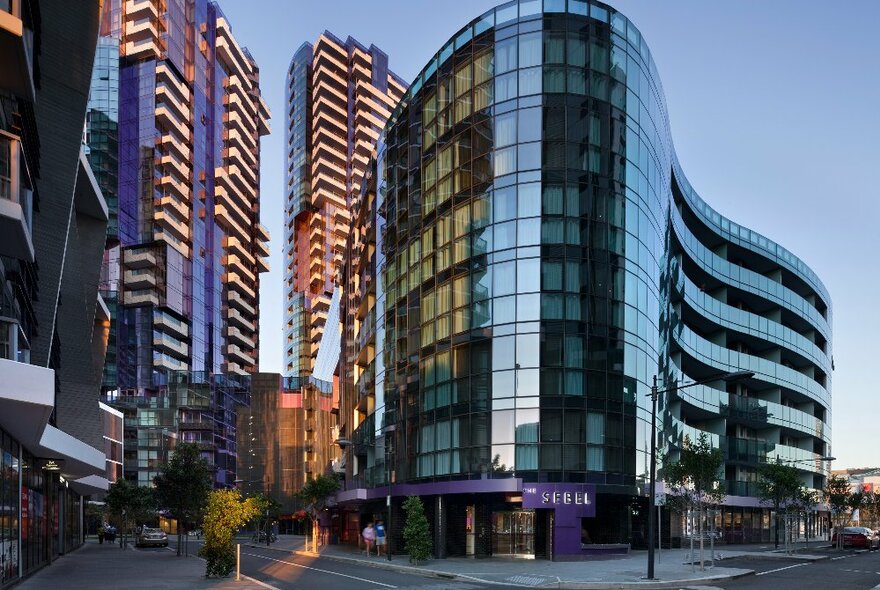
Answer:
242;552;398;588
240;573;283;590
755;563;810;576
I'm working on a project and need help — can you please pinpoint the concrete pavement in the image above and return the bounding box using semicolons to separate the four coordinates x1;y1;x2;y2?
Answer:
239;534;838;589
16;538;273;590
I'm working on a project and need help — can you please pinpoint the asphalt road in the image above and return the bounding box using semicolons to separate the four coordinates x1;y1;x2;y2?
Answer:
168;538;520;590
714;549;880;590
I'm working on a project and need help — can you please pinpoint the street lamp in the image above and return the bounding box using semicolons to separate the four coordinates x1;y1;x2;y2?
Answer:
383;424;396;562
646;370;754;580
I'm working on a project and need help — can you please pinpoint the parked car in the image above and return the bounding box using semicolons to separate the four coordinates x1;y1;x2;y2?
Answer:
136;527;168;548
832;526;879;550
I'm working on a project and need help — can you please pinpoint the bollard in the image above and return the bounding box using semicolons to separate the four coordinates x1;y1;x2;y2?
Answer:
236;543;240;581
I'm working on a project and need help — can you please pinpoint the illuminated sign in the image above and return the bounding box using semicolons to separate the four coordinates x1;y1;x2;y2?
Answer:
39;459;64;472
522;484;596;517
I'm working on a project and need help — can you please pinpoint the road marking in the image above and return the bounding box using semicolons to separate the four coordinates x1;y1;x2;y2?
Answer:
755;563;810;576
240;574;283;590
242;552;398;588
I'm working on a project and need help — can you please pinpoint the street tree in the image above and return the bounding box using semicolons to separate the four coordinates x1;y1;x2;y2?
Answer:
402;495;432;564
154;442;213;555
251;493;283;542
826;474;852;548
663;433;725;570
105;479;156;547
757;461;803;548
295;473;340;552
200;489;260;577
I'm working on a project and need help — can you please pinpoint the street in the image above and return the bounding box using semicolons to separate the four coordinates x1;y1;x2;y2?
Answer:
167;538;523;590
708;548;880;590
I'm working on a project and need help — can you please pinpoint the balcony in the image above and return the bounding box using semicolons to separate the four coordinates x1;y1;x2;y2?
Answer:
226;307;254;331
125;289;159;307
227;290;256;316
0;131;34;261
153;311;189;339
0;1;35;100
153;333;188;359
154;210;189;242
125;0;157;20
223;253;256;283
123;248;157;269
123;268;157;290
226;343;253;366
226;325;254;349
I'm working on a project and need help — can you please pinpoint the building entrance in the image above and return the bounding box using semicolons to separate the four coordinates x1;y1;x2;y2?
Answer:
491;510;535;558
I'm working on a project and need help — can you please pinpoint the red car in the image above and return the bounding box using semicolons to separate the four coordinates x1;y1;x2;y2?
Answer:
832;527;880;550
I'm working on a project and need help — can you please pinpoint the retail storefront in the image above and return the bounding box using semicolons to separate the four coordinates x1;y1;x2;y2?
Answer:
335;479;634;561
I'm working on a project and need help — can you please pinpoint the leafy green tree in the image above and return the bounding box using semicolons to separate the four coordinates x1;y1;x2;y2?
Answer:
826;474;852;548
757;461;803;548
663;433;725;568
200;489;260;577
154;442;212;555
105;479;156;547
402;495;432;564
295;474;340;552
250;493;283;543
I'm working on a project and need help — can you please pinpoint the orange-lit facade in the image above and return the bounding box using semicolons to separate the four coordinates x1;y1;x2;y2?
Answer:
284;33;405;380
96;0;271;488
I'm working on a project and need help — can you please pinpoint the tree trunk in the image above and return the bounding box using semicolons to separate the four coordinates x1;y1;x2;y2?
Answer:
698;504;705;571
774;507;779;549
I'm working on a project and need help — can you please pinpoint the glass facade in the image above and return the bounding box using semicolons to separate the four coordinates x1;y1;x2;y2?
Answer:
98;0;270;488
343;0;832;556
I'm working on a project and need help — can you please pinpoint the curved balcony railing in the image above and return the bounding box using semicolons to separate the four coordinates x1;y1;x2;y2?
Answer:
673;158;831;312
673;260;831;375
666;360;829;442
671;207;831;341
670;312;831;408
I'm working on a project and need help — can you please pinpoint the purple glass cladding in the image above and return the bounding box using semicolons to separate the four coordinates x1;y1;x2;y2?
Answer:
116;62;144;247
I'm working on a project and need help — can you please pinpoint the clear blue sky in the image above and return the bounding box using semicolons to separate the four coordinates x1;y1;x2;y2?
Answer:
217;0;880;470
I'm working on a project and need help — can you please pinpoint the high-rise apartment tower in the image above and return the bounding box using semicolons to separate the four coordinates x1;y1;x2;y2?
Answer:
95;0;271;487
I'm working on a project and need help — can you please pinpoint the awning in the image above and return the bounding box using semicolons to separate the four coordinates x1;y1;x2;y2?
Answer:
0;358;55;448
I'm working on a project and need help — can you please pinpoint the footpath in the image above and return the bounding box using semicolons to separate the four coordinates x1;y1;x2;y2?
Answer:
248;534;835;589
15;538;270;590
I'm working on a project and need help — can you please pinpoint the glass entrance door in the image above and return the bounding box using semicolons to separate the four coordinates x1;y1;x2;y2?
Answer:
491;510;535;558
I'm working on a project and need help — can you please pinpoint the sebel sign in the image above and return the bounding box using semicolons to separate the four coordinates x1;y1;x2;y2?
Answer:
522;483;596;518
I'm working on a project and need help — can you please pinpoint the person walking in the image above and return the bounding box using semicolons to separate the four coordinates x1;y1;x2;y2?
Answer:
362;522;376;556
375;519;386;557
97;527;105;545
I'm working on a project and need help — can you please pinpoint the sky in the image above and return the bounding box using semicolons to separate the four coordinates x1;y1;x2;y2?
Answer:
217;1;880;470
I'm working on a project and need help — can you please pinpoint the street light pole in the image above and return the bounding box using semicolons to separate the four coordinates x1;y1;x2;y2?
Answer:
384;423;396;562
645;370;754;581
647;376;658;580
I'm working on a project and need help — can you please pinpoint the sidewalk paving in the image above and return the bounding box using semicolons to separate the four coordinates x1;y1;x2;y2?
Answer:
239;534;838;589
16;538;271;590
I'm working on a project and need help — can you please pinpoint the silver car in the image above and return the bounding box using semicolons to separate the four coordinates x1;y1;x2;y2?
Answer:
136;527;168;547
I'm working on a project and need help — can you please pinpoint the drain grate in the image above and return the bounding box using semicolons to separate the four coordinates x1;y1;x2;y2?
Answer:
505;574;553;586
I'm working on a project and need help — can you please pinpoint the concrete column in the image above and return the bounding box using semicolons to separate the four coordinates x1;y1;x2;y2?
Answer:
434;495;446;559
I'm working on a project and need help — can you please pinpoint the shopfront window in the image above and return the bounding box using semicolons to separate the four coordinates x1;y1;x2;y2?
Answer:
1;429;20;586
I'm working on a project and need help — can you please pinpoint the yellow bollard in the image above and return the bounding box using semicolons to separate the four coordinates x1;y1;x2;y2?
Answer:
236;543;241;581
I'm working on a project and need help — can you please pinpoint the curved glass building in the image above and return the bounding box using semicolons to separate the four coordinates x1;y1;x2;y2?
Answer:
338;0;832;559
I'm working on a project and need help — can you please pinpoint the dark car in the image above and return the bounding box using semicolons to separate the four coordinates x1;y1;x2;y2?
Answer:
832;526;879;550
